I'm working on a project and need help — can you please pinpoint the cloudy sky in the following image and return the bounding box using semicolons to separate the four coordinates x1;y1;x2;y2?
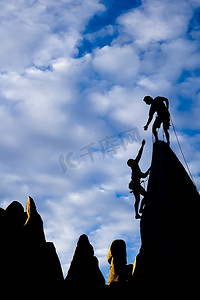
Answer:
0;0;200;280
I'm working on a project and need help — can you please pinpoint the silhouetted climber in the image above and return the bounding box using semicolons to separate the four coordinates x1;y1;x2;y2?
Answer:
127;140;150;219
143;96;170;145
107;239;133;286
65;234;105;289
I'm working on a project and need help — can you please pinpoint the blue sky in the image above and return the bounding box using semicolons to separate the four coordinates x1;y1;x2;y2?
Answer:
0;0;200;281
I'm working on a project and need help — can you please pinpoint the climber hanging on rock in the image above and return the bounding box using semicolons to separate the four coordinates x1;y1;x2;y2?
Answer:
143;96;170;146
127;139;150;219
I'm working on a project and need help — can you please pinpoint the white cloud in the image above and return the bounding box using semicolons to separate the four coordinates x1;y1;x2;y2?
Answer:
118;0;193;47
0;20;46;71
85;25;116;42
93;45;140;84
89;85;145;125
0;0;105;71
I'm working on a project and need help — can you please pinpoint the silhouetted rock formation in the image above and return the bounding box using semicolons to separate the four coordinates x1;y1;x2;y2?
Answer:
1;201;27;295
0;197;64;298
65;234;105;290
0;141;199;297
107;239;133;286
23;196;64;296
133;141;200;296
24;196;46;245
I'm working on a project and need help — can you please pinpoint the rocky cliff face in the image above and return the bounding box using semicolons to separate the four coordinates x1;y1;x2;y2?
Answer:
133;141;200;296
141;141;200;245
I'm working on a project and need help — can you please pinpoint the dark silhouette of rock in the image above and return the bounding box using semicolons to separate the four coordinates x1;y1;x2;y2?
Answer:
0;197;63;297
1;139;199;298
132;141;200;296
23;196;64;296
24;196;46;245
0;207;5;240
5;200;26;227
2;201;27;294
107;239;133;286
65;234;105;290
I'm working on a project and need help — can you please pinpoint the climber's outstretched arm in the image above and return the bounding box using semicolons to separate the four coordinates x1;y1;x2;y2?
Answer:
135;139;146;163
144;115;153;131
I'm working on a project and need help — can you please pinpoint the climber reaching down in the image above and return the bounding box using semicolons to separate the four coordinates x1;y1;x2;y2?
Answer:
127;139;150;219
143;96;170;145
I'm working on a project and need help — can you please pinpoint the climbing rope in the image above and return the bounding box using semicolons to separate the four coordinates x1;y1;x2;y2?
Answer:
170;114;196;187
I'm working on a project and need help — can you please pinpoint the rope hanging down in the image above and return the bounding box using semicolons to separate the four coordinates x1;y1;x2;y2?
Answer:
170;115;196;187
